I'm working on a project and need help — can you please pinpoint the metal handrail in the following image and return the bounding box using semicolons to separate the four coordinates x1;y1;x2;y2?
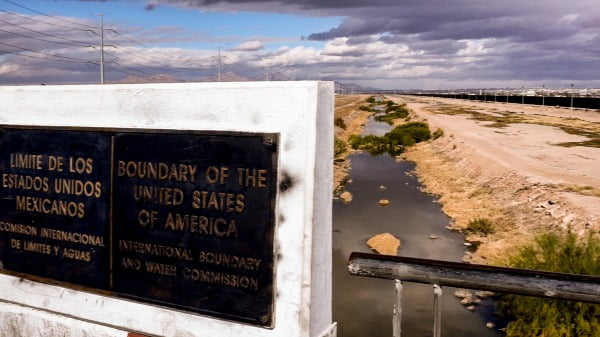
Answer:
347;252;600;337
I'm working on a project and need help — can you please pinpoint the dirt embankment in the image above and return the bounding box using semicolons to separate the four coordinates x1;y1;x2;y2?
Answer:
333;95;371;192
394;95;600;264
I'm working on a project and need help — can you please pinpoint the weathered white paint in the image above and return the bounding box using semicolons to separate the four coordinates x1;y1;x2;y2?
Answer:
0;302;129;337
0;81;335;337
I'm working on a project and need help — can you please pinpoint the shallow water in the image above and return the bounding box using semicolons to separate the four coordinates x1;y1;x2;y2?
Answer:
332;117;503;337
362;116;390;136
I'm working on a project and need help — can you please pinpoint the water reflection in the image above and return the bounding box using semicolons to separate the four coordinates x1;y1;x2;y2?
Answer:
333;119;503;336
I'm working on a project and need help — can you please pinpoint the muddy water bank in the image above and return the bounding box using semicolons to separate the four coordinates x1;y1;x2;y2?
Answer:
332;118;503;336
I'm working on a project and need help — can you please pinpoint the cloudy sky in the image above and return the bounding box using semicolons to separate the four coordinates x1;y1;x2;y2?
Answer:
1;0;599;89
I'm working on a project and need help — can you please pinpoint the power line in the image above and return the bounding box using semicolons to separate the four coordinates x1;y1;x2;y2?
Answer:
2;0;100;30
104;38;174;67
110;60;155;76
104;35;217;71
105;34;214;66
0;4;240;83
1;6;159;83
0;48;97;64
109;29;151;48
0;9;95;33
226;62;255;72
107;66;157;79
106;66;185;82
0;27;92;48
0;18;92;46
103;50;210;74
105;42;213;70
0;40;96;63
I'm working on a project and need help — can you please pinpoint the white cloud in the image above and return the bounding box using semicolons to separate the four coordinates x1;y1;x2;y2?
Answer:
230;40;264;51
3;1;600;89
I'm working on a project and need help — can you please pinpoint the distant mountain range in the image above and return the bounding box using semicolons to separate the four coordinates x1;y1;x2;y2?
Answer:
114;71;287;84
334;82;381;93
113;73;378;92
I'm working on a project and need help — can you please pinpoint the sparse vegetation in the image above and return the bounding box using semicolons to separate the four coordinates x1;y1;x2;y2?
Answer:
359;105;372;112
385;103;408;113
559;184;600;197
335;117;347;129
546;125;600;148
464;217;494;236
431;104;600;147
387;122;431;143
432;128;444;139
334;137;347;157
366;96;376;103
374;110;409;124
499;231;600;337
556;139;600;148
370;102;410;125
349;122;432;156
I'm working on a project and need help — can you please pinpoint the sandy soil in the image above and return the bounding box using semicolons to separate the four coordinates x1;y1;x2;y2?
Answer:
392;95;600;264
333;94;371;193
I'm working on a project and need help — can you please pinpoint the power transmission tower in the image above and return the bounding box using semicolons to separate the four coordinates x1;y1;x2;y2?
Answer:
100;14;105;84
217;47;221;81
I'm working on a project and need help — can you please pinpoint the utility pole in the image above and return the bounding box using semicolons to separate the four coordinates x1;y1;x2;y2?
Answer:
542;84;545;107
100;14;105;84
217;47;221;81
570;84;574;110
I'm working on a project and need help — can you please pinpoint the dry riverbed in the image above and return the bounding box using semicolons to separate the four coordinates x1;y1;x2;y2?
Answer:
393;95;600;264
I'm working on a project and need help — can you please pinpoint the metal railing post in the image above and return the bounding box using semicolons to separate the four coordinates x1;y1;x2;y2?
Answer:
393;279;403;337
348;252;600;304
348;252;600;336
433;284;442;337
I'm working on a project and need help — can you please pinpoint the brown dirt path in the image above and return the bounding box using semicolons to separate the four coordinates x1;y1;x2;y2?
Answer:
393;95;600;264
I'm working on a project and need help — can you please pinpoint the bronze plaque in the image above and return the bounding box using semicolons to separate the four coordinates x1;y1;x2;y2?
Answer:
0;127;278;327
0;129;112;288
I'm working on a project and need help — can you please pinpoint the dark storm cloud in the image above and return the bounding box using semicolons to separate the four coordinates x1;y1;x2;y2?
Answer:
345;36;375;46
10;0;600;88
145;1;599;54
321;49;364;58
71;0;599;46
186;0;598;87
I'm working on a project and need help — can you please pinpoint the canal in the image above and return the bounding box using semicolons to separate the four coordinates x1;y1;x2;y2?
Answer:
332;116;503;337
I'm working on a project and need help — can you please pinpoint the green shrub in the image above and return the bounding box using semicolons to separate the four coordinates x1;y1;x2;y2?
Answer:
432;128;444;139
401;134;415;146
348;122;432;156
386;122;431;145
385;104;409;114
499;232;600;337
464;217;494;235
374;104;409;125
359;105;372;112
334;137;347;157
366;96;376;103
334;117;347;129
374;110;409;125
348;135;363;150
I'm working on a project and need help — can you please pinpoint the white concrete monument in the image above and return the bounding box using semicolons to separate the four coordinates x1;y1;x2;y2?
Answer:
0;81;336;337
